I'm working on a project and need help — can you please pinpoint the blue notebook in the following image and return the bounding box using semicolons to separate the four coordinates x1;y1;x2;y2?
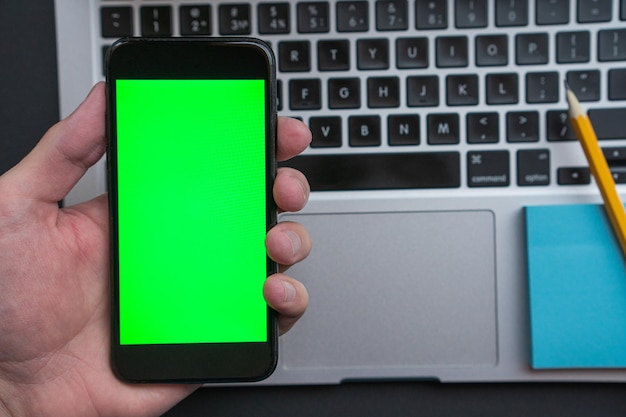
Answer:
526;204;626;369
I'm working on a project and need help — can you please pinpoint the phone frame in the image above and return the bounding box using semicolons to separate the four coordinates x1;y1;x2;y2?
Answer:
106;37;278;383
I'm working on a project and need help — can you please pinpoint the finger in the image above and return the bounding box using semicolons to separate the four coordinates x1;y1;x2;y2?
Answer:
274;167;310;213
277;117;311;162
266;221;312;267
3;82;106;204
263;274;309;335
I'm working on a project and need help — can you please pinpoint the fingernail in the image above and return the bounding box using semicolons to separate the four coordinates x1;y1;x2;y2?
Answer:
282;280;296;302
285;230;302;256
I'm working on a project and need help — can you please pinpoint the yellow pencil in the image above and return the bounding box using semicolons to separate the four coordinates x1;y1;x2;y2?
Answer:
565;85;626;257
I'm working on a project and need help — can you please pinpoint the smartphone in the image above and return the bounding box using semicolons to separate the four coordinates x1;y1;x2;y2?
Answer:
106;38;278;383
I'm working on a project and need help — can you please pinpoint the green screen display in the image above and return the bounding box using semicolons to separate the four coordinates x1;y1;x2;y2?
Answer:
115;79;268;345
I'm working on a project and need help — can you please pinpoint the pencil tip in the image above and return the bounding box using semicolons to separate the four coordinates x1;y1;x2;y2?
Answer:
565;83;583;117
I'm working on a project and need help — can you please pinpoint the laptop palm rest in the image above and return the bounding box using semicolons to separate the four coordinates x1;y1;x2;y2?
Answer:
279;210;497;373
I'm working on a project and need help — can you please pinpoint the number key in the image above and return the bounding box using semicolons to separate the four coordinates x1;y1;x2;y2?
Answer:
258;3;290;34
376;1;409;31
219;4;251;35
140;6;172;37
496;0;528;27
297;2;330;33
180;5;211;35
455;0;487;28
416;0;448;29
337;1;369;32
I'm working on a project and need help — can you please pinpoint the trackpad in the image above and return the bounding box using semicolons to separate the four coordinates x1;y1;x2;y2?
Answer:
279;210;497;370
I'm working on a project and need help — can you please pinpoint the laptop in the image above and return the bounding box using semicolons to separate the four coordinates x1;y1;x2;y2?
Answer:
55;0;626;384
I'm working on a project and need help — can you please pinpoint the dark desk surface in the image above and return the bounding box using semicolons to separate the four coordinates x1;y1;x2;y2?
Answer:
3;1;625;416
0;1;59;175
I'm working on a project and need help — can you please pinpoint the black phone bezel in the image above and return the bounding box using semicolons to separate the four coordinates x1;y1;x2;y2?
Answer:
106;37;278;384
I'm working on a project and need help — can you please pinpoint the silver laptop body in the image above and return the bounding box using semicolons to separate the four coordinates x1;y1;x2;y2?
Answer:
55;0;626;384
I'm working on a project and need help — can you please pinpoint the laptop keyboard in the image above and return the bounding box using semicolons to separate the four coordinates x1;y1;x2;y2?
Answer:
97;0;626;191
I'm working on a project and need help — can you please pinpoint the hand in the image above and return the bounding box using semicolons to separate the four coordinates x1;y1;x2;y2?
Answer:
0;82;312;417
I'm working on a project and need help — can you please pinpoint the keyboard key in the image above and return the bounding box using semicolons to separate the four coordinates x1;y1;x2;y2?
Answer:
428;113;460;145
328;77;361;109
289;79;322;110
446;74;479;106
602;147;626;183
388;114;420;146
611;168;626;184
622;0;626;20
536;0;570;25
407;75;439;107
506;111;539;142
588;108;626;139
602;146;626;162
517;149;550;186
279;152;461;190
604;146;626;158
467;112;499;144
526;72;559;104
101;7;133;38
556;31;590;63
337;1;369;32
396;37;428;69
180;5;211;36
516;33;549;65
455;0;488;28
566;70;600;102
598;29;626;62
546;110;576;141
258;3;290;34
415;0;448;29
467;150;510;187
486;73;519;105
557;167;591;185
609;69;626;101
297;2;330;33
219;4;251;35
140;6;172;37
349;115;381;146
318;40;350;71
279;41;311;72
309;116;342;147
376;1;409;31
368;77;400;108
577;0;612;23
436;36;468;67
475;35;508;66
357;39;390;70
495;0;528;27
